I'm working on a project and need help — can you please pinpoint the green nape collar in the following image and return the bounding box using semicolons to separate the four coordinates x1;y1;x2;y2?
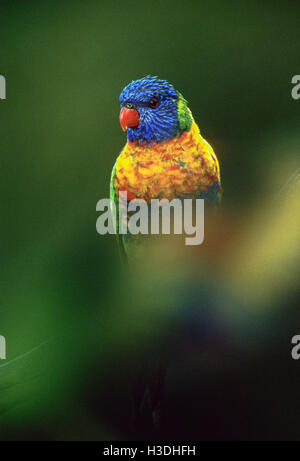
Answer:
176;91;193;133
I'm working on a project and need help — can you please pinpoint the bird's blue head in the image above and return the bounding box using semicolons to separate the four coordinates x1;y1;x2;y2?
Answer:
119;76;192;144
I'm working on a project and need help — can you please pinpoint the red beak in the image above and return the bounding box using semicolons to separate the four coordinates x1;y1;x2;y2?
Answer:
120;107;140;131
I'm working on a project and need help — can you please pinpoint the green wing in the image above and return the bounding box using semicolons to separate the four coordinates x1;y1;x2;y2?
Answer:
110;164;127;264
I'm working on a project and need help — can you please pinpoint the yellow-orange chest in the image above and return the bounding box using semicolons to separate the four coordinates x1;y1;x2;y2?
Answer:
114;122;220;202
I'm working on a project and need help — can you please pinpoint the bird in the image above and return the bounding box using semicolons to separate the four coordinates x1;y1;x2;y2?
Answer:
110;76;222;262
109;76;222;434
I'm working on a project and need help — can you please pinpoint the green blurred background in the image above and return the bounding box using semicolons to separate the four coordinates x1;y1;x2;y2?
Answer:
0;0;299;440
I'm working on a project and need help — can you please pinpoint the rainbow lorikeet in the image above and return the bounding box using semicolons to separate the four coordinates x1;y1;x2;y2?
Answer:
110;75;222;260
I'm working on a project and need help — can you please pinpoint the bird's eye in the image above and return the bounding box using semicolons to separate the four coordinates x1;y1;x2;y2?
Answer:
149;97;159;108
